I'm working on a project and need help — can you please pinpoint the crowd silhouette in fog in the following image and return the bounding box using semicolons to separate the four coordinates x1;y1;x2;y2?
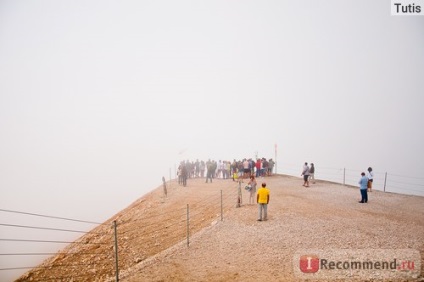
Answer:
177;158;276;186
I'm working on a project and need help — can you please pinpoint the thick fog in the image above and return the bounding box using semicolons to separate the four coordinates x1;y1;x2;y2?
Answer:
1;1;423;280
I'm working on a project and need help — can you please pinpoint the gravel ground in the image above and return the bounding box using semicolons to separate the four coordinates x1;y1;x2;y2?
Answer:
18;174;424;281
118;175;424;282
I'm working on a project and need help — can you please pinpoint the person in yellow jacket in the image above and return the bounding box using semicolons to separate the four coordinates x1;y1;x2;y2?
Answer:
257;182;270;221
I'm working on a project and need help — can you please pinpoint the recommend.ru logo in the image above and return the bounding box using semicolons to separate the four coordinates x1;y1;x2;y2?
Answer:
294;249;421;280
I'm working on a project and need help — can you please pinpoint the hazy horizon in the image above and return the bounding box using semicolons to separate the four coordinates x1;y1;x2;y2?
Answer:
1;0;423;280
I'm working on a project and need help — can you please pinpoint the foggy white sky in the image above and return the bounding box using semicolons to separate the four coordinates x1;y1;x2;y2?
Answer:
0;0;423;279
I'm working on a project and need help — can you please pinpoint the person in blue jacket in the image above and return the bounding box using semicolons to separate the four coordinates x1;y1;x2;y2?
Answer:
358;172;368;203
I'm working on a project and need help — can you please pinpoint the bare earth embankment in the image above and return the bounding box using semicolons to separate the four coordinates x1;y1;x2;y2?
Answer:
18;175;424;281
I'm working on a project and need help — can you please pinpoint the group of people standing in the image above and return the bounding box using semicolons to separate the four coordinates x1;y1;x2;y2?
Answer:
300;162;375;204
235;158;276;180
177;157;275;186
243;164;375;223
177;158;375;222
358;167;374;203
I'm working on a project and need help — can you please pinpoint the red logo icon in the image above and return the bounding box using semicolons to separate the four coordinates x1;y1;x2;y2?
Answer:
300;255;319;273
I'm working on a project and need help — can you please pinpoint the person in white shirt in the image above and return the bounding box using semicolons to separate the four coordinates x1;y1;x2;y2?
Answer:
309;163;315;184
367;167;374;192
301;162;310;187
242;159;250;179
217;160;224;179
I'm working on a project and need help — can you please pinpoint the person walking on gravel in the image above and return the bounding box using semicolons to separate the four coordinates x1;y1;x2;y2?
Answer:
248;175;257;204
301;162;310;187
358;172;368;203
257;182;270;221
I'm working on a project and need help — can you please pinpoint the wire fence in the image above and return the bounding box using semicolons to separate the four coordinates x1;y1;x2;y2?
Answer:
1;168;422;281
278;163;424;196
0;208;114;282
0;181;240;282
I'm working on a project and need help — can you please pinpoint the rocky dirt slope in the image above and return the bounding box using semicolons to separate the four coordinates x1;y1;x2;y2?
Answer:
18;175;424;281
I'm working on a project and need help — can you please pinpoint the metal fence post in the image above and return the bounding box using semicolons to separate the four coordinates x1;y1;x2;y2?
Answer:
186;204;189;247
220;190;223;221
162;176;167;197
236;181;242;207
113;220;119;282
384;172;387;192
